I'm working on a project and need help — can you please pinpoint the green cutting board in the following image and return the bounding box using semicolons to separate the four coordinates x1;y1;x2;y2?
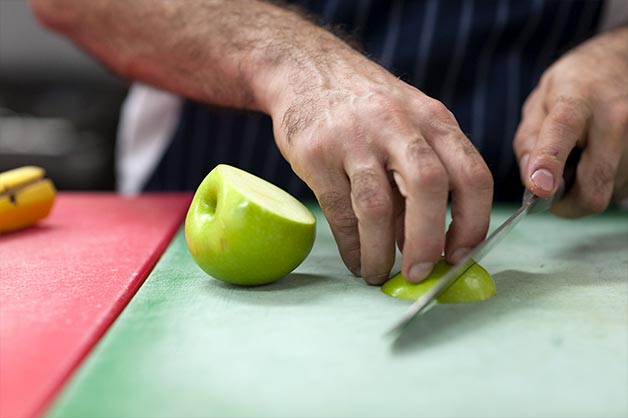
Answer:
47;207;628;418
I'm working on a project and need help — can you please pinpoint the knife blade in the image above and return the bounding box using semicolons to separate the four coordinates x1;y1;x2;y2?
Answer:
387;149;580;335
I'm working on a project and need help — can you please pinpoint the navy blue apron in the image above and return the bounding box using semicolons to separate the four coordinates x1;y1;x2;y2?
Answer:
145;0;603;202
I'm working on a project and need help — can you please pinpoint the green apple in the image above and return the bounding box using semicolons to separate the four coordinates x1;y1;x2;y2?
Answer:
185;164;316;286
382;257;495;303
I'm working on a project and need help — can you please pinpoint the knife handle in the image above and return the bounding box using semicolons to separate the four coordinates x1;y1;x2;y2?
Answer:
526;147;581;214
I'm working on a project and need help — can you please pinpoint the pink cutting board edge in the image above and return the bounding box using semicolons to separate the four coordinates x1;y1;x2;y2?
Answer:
0;192;192;418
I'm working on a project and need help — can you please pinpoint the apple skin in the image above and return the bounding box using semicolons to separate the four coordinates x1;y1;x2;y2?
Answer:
382;258;495;303
185;165;316;286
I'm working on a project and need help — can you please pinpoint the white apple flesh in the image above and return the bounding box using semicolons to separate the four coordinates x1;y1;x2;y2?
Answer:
185;164;316;285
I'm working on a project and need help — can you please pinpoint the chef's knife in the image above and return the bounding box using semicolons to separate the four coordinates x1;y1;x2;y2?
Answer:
387;149;580;335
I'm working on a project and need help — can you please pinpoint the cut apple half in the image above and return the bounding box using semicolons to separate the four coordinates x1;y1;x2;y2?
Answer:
382;257;495;303
185;164;316;286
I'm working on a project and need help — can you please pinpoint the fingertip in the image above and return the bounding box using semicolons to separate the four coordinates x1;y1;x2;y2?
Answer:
530;168;556;197
404;262;434;283
350;265;361;277
363;273;389;286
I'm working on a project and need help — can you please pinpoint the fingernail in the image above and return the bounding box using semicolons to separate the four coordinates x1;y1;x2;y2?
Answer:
451;247;471;263
408;262;434;283
531;169;554;192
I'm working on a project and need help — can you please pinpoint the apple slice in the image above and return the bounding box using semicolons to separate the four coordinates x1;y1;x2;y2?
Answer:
185;164;316;286
381;258;495;303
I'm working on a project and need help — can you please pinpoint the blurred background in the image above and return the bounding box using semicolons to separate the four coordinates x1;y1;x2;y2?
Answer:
0;0;129;190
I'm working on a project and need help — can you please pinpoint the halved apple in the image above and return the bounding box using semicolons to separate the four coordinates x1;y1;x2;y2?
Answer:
382;258;495;303
185;164;316;286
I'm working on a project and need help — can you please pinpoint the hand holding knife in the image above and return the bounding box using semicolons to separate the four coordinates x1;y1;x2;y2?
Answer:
387;149;581;335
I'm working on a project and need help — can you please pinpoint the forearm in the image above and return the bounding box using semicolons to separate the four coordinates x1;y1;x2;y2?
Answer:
29;0;356;114
30;0;495;284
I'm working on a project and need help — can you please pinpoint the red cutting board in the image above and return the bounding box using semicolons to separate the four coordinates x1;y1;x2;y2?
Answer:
0;192;191;418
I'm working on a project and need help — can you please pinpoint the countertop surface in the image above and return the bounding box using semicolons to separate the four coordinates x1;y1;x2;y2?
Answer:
46;206;628;418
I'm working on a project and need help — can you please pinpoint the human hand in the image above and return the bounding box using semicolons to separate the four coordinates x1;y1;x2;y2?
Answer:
28;0;493;285
514;26;628;217
264;39;493;284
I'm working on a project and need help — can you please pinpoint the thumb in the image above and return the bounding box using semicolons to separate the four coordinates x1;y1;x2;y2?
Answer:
526;98;589;198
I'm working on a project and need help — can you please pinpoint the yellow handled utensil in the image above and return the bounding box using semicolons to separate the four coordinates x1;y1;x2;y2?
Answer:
0;166;56;233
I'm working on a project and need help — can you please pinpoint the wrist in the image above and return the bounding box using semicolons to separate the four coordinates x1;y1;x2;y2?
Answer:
245;11;363;116
248;30;337;115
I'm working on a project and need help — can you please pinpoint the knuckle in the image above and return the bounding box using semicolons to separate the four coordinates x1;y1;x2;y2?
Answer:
522;89;540;115
371;94;396;113
318;191;357;230
549;105;584;132
539;71;552;89
608;100;628;135
318;191;343;214
422;99;453;121
513;132;531;157
300;120;354;163
341;242;362;268
320;115;352;136
554;94;589;112
512;128;527;150
549;96;590;129
334;222;359;241
579;162;615;213
535;143;564;165
460;160;493;192
454;134;482;157
592;161;616;188
403;139;449;192
513;117;540;150
368;95;405;126
318;190;344;211
579;191;610;214
405;137;433;162
301;136;328;163
351;168;392;218
413;162;448;191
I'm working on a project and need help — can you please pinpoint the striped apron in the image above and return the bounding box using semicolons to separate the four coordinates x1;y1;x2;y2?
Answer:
145;0;603;202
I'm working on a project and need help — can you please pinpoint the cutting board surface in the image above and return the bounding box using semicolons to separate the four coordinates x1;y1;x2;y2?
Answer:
47;207;628;418
0;192;191;418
